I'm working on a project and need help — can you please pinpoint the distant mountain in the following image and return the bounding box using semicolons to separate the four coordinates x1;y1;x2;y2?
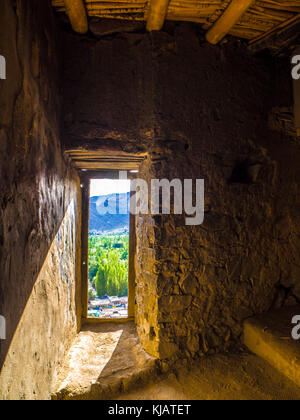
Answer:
89;192;130;234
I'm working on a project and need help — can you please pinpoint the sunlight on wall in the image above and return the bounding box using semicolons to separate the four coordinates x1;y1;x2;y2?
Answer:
0;200;79;400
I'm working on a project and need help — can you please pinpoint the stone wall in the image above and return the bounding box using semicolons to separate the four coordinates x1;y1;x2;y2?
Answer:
148;29;300;360
0;0;81;399
64;24;300;360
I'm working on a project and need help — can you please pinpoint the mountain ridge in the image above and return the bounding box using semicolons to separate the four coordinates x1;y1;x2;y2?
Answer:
89;192;130;234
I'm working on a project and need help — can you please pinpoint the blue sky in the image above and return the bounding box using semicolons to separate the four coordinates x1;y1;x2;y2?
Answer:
90;179;131;197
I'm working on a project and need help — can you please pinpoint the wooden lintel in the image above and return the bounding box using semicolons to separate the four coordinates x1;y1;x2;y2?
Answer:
64;149;147;171
146;0;170;31
206;0;255;45
74;161;142;170
64;0;88;34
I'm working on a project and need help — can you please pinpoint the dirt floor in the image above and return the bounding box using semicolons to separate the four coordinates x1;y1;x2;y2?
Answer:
117;353;300;401
52;322;300;400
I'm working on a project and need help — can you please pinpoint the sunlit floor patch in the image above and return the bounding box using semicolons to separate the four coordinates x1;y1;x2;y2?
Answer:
52;322;157;400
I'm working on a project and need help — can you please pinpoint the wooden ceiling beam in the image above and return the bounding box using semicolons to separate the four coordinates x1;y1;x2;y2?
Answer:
63;0;88;34
146;0;171;31
206;0;255;45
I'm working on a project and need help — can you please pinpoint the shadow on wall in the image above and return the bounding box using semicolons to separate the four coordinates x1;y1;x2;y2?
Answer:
0;198;81;400
0;0;82;400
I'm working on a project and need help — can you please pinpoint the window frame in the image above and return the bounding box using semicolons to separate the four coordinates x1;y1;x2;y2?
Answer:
80;170;136;324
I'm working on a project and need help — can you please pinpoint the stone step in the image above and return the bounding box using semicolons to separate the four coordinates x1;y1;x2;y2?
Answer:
244;306;300;387
52;322;159;400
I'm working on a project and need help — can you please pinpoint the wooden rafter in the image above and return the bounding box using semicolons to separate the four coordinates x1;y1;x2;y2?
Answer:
52;0;300;49
63;0;88;34
146;0;171;31
206;0;256;44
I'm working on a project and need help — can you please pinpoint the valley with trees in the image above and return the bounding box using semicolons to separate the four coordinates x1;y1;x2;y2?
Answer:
88;233;129;299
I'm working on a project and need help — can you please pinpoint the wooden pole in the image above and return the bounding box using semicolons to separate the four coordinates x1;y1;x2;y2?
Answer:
146;0;170;31
64;0;88;34
81;176;90;320
206;0;255;45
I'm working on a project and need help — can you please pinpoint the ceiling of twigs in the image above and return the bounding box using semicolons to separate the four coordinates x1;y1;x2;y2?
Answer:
52;0;300;51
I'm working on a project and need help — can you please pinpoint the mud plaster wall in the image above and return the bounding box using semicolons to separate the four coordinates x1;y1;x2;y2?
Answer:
0;0;81;399
63;25;300;360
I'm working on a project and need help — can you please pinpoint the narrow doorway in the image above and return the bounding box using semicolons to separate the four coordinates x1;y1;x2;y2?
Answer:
83;175;133;320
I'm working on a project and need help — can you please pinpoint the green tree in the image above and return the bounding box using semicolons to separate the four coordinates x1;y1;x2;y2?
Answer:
95;261;108;298
89;233;129;298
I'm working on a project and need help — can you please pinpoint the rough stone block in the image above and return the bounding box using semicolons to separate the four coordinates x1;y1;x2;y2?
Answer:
244;306;300;387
